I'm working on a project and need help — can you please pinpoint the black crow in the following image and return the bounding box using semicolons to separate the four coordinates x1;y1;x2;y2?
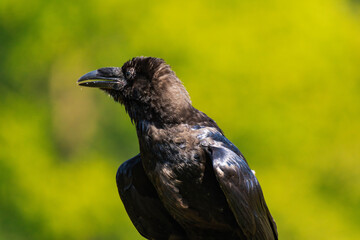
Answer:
78;57;278;240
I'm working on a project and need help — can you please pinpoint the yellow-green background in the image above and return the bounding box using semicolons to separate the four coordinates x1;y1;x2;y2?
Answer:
1;0;359;239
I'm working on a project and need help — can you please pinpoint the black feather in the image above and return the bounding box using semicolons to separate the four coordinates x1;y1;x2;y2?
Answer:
80;57;278;240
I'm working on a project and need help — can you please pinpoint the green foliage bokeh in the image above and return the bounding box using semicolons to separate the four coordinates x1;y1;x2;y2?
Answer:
1;0;360;239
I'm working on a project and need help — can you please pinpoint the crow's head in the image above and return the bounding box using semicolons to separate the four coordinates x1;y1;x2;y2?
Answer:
78;57;193;124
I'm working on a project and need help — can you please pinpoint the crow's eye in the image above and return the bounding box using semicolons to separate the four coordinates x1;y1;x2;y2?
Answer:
125;68;134;79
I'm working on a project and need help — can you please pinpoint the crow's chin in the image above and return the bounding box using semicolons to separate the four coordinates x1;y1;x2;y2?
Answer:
101;89;122;103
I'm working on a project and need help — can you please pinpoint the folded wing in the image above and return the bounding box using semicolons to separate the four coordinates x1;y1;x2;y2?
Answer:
116;154;186;239
210;145;278;240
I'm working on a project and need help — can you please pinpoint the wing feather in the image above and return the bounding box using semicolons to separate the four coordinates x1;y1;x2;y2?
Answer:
116;154;186;239
210;146;278;240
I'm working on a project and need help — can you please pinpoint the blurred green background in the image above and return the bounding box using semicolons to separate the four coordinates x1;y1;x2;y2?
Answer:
1;0;360;239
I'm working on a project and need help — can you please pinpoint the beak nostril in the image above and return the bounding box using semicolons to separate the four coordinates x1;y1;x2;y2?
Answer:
97;67;122;78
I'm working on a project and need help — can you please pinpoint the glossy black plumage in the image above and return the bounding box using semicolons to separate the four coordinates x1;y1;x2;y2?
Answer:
116;154;186;239
78;57;278;240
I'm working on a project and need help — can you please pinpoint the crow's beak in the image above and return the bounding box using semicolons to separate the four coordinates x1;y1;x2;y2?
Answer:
77;67;125;90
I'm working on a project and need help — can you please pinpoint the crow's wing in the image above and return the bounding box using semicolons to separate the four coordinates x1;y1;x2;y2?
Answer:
209;146;278;240
116;154;186;239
